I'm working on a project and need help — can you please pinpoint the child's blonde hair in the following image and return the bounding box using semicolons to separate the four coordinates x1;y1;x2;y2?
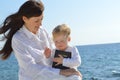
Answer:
52;24;71;39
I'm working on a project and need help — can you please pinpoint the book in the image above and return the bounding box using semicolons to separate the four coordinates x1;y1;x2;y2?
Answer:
52;50;71;69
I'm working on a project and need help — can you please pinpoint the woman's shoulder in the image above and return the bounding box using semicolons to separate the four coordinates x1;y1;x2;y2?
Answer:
12;30;21;40
12;28;26;42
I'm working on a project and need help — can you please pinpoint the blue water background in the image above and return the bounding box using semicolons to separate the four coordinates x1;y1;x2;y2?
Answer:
77;43;120;80
0;43;120;80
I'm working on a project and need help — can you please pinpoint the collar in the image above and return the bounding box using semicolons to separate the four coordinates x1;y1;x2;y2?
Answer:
20;25;38;39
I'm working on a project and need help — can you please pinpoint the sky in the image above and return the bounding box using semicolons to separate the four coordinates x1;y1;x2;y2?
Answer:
0;0;120;46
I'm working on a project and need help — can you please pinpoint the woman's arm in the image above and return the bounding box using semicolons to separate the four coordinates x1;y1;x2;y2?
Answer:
12;35;82;79
12;35;60;79
60;68;82;78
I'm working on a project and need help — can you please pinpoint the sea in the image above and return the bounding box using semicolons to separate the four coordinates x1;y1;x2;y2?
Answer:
0;43;120;80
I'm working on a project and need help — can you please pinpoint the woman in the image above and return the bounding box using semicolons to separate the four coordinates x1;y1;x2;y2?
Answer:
0;0;82;80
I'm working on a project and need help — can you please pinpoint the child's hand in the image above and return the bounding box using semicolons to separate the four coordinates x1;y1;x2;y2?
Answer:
53;55;63;65
44;47;51;58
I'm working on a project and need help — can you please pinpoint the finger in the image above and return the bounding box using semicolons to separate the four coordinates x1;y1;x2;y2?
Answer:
45;47;48;50
45;47;50;51
75;71;82;78
79;72;82;78
55;62;60;66
68;68;76;72
53;58;58;62
58;54;63;58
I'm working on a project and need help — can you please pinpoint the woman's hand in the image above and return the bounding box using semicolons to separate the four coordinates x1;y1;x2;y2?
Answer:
60;68;82;78
44;47;51;58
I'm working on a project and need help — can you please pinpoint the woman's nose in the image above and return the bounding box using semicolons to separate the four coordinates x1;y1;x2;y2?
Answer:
37;21;42;27
39;22;42;26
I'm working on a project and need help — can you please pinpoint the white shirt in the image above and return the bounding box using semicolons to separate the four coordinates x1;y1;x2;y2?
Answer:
63;46;81;69
52;46;81;69
12;25;81;80
12;26;60;80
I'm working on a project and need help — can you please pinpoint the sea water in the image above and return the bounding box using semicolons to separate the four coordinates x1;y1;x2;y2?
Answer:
77;43;120;80
0;43;120;80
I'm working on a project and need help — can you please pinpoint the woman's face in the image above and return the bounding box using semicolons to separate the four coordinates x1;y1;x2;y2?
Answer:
23;14;43;34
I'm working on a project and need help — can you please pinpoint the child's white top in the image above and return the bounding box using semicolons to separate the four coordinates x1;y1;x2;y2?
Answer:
52;46;81;69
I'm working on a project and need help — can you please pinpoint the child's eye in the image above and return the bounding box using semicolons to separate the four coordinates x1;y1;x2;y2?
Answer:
54;41;58;43
60;40;64;43
35;20;39;22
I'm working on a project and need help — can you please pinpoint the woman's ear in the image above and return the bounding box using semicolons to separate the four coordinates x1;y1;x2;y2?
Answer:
22;16;28;22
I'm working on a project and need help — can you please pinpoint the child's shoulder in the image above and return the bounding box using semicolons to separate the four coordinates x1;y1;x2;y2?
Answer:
68;45;77;49
66;46;77;51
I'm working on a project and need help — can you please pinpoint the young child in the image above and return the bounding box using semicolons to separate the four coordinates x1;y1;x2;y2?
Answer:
44;24;82;79
51;24;81;70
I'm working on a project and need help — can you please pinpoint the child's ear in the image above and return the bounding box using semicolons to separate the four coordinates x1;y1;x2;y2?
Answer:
68;36;71;42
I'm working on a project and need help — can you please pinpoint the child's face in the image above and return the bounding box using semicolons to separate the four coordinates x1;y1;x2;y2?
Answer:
53;35;70;51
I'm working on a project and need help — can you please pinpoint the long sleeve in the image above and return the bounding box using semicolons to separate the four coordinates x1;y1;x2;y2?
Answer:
11;26;60;80
62;47;81;68
12;35;60;80
40;28;55;66
11;26;82;80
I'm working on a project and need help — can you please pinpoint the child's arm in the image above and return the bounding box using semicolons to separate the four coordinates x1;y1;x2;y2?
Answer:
44;47;51;58
53;54;64;66
45;49;55;66
62;47;81;68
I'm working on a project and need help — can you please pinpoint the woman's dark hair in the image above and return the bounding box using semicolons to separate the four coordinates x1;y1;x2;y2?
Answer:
0;0;44;60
